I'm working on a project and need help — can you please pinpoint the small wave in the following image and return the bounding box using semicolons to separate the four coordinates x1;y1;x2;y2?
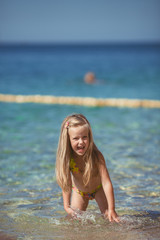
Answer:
61;210;160;230
70;209;97;224
118;211;160;230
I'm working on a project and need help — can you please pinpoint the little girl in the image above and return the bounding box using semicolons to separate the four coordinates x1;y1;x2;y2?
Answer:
56;114;119;222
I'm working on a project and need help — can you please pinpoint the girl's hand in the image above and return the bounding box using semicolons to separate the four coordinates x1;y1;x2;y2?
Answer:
66;207;75;217
106;209;120;223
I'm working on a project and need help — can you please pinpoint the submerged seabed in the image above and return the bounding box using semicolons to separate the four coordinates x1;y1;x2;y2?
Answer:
0;102;160;240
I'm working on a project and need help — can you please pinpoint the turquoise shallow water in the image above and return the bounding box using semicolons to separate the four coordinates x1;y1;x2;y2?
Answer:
0;44;160;239
0;102;160;239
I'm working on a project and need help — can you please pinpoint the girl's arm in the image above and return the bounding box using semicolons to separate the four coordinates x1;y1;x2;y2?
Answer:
98;152;119;222
62;190;75;216
62;172;75;216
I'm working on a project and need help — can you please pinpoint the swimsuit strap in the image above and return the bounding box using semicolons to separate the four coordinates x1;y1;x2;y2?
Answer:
93;184;102;193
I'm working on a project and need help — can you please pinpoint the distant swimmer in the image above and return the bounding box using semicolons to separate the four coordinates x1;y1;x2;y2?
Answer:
84;72;96;84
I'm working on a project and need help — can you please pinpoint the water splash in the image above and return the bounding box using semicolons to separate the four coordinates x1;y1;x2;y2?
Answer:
68;209;97;225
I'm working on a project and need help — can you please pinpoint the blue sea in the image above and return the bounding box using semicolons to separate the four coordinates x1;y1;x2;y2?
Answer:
0;44;160;240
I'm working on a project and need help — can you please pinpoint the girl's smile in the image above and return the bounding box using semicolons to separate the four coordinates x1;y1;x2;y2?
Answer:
68;125;89;157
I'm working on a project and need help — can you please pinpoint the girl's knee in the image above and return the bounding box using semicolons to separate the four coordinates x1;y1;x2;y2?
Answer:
71;192;89;211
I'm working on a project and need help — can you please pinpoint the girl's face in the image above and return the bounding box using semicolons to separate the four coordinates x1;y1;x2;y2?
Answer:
69;125;89;157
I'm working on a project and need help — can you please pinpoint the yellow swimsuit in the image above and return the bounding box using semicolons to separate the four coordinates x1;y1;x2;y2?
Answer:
70;158;102;200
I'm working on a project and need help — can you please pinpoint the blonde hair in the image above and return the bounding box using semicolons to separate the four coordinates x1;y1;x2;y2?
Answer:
56;113;100;191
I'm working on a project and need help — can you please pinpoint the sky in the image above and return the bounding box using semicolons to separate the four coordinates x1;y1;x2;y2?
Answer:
0;0;160;43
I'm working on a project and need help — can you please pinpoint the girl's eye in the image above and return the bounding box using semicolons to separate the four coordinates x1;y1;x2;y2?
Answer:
83;136;87;139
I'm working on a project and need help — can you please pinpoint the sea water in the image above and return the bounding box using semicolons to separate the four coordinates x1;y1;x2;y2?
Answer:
0;44;160;239
0;44;160;99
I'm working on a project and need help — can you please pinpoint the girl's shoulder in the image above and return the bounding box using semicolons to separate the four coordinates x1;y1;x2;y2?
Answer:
94;148;104;160
94;150;106;167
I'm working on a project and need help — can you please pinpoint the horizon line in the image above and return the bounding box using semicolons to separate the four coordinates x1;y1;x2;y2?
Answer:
0;40;160;47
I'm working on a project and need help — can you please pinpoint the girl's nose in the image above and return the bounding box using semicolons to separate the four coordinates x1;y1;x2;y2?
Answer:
79;138;83;144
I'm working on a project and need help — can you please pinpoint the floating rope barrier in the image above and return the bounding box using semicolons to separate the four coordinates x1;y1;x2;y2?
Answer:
0;94;160;108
